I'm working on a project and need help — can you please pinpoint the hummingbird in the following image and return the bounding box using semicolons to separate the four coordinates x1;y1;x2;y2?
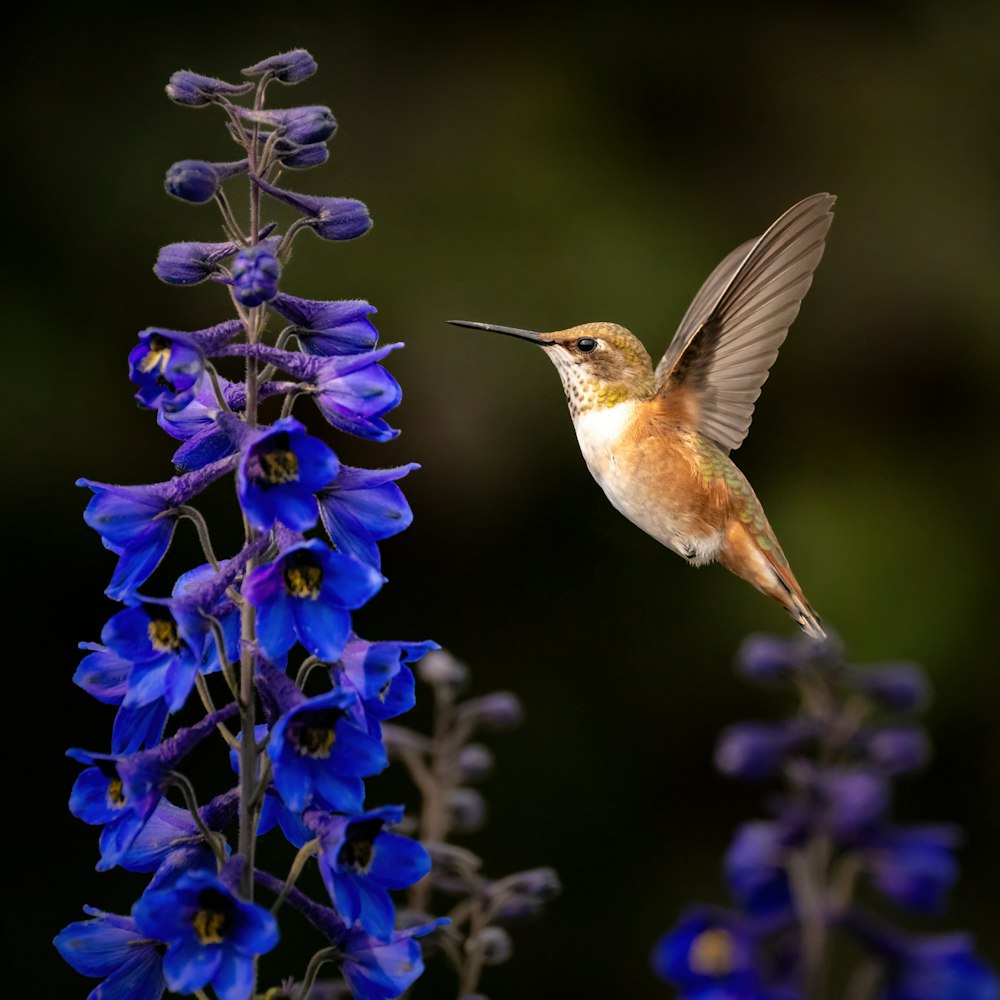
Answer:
450;192;835;638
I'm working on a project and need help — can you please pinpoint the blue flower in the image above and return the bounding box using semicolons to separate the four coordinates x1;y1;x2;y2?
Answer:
236;416;339;532
68;705;235;870
128;331;203;410
270;293;378;356
339;635;438;704
317;464;417;568
101;603;203;712
848;661;931;713
268;688;386;812
74;642;169;752
306;345;402;441
55;908;166;1000
232;243;280;306
651;909;761;999
882;933;999;1000
243;538;383;661
864;825;962;913
340;922;445;1000
308;805;430;940
714;720;814;780
723;822;793;919
128;319;241;411
810;766;889;844
133;869;279;1000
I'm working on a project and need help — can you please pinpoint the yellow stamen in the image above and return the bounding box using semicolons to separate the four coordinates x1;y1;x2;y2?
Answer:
689;928;735;977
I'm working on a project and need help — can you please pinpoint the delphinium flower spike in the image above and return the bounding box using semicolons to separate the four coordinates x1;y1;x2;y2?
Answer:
650;634;999;1000
57;50;452;1000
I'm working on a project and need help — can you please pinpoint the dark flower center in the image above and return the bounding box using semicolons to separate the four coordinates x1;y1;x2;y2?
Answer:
283;552;323;599
689;928;735;977
337;819;382;872
192;889;232;944
248;432;299;488
289;709;341;758
146;609;183;654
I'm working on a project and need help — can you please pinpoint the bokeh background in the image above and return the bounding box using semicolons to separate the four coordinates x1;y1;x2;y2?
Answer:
10;3;1000;995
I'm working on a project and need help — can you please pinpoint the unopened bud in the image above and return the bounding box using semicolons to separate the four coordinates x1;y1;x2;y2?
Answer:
418;650;469;690
458;692;523;731
467;926;513;966
447;788;487;834
458;743;494;783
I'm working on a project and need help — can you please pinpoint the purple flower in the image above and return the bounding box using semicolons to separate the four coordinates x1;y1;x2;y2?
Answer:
165;69;252;106
242;49;318;84
848;662;931;713
307;346;403;441
129;333;201;410
54;908;166;1000
735;633;817;682
317;464;417;568
236;416;338;532
879;932;999;1000
100;603;202;712
714;720;814;780
74;643;169;753
308;805;430;940
268;688;387;812
78;455;236;600
270;293;379;356
724;822;793;919
133;869;279;1000
862;726;931;774
232;243;280;306
341;922;446;1000
252;174;371;240
651;908;761;999
68;706;235;870
865;825;962;913
243;538;383;661
810;766;890;843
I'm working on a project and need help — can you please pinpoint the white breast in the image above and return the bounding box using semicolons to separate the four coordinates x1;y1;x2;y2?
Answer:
572;402;637;492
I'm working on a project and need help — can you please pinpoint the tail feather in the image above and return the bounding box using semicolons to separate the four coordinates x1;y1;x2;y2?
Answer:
719;521;826;639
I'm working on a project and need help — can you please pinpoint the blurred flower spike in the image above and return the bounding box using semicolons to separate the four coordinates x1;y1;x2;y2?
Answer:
652;634;999;999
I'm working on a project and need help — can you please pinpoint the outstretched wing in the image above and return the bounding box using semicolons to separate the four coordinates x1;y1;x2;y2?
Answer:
654;193;835;453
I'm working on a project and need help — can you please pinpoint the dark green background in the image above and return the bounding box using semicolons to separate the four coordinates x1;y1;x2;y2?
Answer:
10;3;1000;996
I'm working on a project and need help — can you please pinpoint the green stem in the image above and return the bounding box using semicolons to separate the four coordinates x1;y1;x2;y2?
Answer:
270;838;320;916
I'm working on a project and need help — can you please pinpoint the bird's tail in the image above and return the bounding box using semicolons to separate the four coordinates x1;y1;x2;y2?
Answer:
720;523;826;640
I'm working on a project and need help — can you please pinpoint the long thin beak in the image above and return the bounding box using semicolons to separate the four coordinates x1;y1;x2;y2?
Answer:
447;320;554;346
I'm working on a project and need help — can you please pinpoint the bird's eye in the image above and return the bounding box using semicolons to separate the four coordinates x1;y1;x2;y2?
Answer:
576;337;597;353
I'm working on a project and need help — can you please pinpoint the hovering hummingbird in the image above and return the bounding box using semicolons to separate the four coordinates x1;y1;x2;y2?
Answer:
450;192;835;638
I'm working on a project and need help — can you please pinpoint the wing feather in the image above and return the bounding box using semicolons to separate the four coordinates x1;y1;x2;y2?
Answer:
654;193;835;452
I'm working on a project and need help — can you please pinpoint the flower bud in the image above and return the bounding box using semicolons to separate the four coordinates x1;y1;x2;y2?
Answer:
447;788;487;834
154;238;240;285
243;49;317;84
467;927;513;966
278;143;330;169
164;160;219;203
492;867;562;902
458;743;494;783
736;633;810;682
166;70;253;106
417;650;469;690
850;662;931;713
863;726;931;774
457;692;523;731
252;175;372;241
714;720;812;780
239;106;337;145
232;244;280;307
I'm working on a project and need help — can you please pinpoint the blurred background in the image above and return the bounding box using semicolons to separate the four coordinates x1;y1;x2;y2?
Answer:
10;2;1000;995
